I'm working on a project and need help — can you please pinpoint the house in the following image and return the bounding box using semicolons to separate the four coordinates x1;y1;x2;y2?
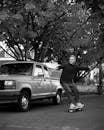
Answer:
0;41;15;65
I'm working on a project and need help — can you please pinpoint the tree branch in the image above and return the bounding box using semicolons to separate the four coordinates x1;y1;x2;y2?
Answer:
0;45;16;59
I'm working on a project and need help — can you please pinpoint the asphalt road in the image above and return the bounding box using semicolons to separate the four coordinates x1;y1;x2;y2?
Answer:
0;94;104;130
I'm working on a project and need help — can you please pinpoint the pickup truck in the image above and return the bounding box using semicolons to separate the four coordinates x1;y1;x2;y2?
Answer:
0;61;63;112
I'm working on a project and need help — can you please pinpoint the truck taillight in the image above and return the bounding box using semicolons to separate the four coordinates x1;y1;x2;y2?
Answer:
4;80;16;89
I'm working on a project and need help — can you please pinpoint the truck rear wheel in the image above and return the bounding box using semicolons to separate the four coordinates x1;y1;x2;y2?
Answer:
18;91;30;112
52;92;62;105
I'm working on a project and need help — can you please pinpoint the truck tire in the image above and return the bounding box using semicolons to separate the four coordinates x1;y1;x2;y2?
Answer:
18;91;30;112
52;92;62;105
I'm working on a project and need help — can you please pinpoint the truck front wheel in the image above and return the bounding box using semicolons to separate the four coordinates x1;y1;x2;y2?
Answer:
18;91;30;112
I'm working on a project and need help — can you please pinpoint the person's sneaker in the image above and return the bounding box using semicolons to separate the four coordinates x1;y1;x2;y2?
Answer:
68;103;77;112
69;103;77;109
76;102;84;109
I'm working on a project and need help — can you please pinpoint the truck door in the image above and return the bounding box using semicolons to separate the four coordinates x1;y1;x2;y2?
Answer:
42;65;52;93
31;64;52;98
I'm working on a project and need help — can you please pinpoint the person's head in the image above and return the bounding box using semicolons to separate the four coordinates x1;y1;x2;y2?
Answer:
69;55;76;64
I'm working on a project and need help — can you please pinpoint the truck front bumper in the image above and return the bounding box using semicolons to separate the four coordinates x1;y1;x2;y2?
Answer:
0;90;20;103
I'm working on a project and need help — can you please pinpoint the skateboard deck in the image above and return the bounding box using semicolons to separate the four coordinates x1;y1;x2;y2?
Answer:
68;107;85;113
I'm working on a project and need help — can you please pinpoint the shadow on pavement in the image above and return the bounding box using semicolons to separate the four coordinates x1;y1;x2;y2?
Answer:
0;99;58;113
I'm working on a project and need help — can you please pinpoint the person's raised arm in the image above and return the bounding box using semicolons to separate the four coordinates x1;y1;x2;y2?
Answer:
77;66;90;71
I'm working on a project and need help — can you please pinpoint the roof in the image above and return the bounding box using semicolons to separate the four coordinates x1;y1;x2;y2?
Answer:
0;61;44;66
0;61;59;69
43;62;59;69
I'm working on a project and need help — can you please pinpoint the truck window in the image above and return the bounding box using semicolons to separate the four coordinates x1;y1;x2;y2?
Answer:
33;65;43;76
43;66;50;78
0;63;33;75
49;69;62;79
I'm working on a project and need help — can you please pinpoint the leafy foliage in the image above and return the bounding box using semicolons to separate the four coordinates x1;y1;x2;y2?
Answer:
0;0;104;66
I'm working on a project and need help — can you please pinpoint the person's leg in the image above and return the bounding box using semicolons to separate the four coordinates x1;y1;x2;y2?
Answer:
70;84;84;108
70;84;79;103
60;81;77;111
60;81;73;104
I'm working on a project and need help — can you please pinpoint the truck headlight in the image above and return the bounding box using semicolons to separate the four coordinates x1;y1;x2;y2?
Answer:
4;80;16;89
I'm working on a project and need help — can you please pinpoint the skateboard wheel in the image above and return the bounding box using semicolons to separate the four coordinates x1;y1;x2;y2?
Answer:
77;107;84;111
68;109;75;113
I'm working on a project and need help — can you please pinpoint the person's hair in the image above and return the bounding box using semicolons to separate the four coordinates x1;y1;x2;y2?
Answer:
69;55;76;59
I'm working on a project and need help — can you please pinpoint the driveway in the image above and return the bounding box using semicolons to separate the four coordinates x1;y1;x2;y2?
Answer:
0;94;104;130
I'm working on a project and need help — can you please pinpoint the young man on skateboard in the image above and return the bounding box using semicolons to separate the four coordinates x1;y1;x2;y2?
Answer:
57;55;89;112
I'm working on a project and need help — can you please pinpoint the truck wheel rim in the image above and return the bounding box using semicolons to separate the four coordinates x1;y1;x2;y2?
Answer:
21;96;28;109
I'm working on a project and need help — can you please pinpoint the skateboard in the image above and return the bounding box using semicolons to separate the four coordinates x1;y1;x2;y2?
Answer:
68;107;85;113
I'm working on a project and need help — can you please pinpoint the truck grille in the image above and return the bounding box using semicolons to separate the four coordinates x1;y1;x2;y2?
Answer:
0;81;4;90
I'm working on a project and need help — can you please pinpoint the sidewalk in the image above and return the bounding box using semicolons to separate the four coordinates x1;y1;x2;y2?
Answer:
77;84;97;93
63;84;103;97
78;84;104;95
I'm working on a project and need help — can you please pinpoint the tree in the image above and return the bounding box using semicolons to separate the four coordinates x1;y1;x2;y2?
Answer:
0;0;93;62
0;0;68;61
0;0;104;65
75;0;104;94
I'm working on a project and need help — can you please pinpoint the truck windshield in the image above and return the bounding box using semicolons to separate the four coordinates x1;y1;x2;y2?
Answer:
0;63;33;75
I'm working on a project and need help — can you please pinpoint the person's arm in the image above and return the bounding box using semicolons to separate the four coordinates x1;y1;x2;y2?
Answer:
77;66;90;71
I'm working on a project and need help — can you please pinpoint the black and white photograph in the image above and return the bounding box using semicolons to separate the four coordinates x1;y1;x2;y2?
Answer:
0;0;104;130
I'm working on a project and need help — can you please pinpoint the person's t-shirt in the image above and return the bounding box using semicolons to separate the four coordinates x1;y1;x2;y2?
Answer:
58;63;89;83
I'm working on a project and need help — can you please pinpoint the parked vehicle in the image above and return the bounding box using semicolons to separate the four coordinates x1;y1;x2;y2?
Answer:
0;61;63;112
